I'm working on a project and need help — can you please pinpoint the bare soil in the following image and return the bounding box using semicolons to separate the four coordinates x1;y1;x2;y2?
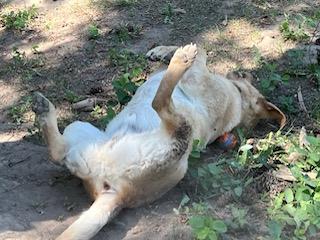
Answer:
1;0;320;239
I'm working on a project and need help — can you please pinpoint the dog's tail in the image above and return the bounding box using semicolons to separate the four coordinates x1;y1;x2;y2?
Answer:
152;44;197;135
56;193;122;240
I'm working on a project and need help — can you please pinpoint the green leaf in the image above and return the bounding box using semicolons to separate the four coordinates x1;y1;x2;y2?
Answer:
274;193;284;209
234;186;243;197
196;227;210;240
208;232;218;240
212;220;227;233
295;187;311;201
208;164;222;175
239;144;253;152
306;136;320;146
313;192;320;201
189;216;205;230
284;203;296;217
268;220;282;240
284;188;294;203
293;208;309;227
309;152;320;163
190;151;201;159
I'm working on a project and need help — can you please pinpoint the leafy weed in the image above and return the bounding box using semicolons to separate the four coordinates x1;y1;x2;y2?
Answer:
9;96;33;124
1;5;38;30
88;24;101;40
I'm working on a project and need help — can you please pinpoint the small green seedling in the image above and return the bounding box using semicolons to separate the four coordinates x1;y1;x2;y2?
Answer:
162;2;174;24
88;24;101;40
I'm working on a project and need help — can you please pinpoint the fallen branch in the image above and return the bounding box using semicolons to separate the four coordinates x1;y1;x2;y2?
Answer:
71;98;106;111
297;86;308;113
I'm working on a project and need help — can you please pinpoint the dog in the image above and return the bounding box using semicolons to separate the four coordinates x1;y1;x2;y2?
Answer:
32;44;286;240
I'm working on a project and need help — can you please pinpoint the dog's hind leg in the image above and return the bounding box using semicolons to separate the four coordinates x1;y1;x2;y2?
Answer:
152;44;197;134
56;192;122;240
33;92;66;163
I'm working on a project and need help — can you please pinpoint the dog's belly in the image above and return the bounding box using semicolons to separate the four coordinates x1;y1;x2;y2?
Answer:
63;122;190;205
121;154;189;207
105;70;210;143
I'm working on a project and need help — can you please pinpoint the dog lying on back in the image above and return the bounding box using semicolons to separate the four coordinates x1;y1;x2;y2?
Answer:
32;44;286;240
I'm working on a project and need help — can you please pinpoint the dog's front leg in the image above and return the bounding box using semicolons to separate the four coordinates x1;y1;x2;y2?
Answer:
33;92;66;163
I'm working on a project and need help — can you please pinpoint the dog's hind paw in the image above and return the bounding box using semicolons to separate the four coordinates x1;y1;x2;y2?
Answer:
171;43;197;68
32;92;54;116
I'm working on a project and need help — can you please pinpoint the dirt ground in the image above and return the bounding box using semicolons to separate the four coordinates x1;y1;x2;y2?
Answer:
1;0;320;239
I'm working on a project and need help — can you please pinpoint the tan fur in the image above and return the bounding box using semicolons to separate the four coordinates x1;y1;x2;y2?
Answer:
152;45;197;134
33;44;286;240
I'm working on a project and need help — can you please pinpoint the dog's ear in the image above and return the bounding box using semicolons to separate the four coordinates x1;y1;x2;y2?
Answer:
226;71;254;83
258;98;287;128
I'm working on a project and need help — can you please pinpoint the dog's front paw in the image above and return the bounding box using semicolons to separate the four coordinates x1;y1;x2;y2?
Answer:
146;46;178;62
171;43;197;68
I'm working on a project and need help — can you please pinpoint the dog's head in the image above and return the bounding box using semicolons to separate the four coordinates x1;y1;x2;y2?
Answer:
226;71;286;129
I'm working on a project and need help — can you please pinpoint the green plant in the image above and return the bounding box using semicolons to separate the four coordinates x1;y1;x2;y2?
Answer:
10;46;45;80
12;47;27;65
189;159;251;198
90;105;104;119
88;24;101;40
178;202;227;240
268;135;320;239
112;67;144;105
258;63;289;93
162;2;174;24
113;23;142;43
9;96;33;124
99;106;116;125
237;130;320;239
190;139;205;160
189;215;227;240
225;205;249;230
1;5;38;30
280;14;310;42
64;90;80;103
280;12;320;42
109;49;147;104
279;96;296;114
109;49;147;72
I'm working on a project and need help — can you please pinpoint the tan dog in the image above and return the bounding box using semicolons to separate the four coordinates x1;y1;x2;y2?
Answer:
32;44;285;240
